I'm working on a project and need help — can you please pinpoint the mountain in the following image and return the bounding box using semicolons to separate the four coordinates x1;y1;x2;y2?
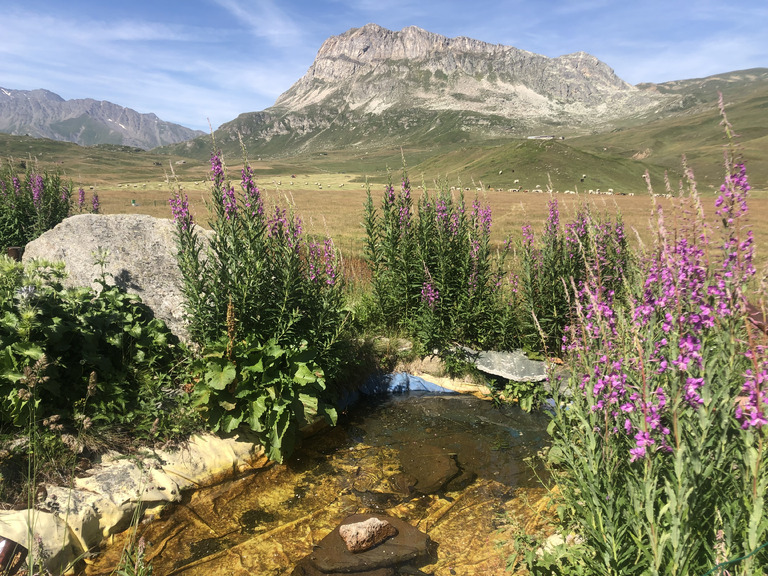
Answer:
183;23;686;158
0;87;204;149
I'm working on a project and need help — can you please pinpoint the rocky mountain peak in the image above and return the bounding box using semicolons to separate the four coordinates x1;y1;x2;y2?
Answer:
215;24;681;157
272;24;654;119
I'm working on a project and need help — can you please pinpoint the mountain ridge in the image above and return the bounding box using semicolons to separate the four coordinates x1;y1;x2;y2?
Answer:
0;87;204;150
199;24;687;158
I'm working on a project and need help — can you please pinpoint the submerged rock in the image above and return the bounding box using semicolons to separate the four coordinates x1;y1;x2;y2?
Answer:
292;513;431;575
398;443;459;494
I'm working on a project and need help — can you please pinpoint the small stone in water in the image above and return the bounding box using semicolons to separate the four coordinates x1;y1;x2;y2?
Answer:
339;517;398;552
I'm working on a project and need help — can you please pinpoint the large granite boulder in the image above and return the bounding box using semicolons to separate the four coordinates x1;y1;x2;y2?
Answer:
23;214;207;341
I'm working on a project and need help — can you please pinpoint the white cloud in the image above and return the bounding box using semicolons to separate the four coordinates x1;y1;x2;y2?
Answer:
210;0;303;47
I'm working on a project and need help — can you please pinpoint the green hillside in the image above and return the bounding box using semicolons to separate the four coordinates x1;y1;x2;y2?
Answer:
1;70;766;195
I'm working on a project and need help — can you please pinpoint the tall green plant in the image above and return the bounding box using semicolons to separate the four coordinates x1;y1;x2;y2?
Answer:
171;150;347;462
540;119;767;575
516;199;631;354
0;161;98;249
363;172;505;351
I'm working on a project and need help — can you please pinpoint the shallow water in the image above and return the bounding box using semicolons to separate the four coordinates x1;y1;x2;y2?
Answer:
85;392;553;576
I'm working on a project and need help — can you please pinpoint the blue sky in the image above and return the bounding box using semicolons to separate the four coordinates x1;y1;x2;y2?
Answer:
2;0;766;131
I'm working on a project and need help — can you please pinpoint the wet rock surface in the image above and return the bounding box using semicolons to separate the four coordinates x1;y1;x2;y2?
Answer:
84;393;551;575
293;514;428;574
338;516;398;552
462;347;548;382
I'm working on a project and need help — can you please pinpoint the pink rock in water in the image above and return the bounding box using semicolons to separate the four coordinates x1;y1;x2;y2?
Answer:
338;517;398;553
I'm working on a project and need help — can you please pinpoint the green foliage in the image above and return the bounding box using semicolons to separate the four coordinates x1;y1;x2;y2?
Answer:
115;538;153;576
0;161;81;249
0;255;191;439
497;378;549;413
537;143;768;575
363;169;507;353
515;200;633;354
172;149;350;462
192;336;337;463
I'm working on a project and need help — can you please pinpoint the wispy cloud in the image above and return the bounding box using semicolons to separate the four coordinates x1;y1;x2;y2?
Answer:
210;0;303;47
1;1;766;131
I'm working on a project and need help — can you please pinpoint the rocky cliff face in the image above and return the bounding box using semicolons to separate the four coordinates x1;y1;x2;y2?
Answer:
0;87;204;149
275;24;638;113
215;24;678;155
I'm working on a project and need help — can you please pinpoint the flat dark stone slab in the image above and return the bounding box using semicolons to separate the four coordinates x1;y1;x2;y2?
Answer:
292;513;431;575
398;443;459;494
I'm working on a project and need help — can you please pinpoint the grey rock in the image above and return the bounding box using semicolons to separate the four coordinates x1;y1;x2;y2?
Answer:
22;213;206;340
293;514;430;575
464;348;548;382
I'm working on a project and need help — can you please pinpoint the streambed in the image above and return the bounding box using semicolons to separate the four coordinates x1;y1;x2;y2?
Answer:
85;391;553;575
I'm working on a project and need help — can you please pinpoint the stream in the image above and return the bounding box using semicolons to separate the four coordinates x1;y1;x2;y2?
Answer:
85;390;553;575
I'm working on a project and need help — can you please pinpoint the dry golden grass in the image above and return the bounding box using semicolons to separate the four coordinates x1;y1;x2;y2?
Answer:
95;173;768;271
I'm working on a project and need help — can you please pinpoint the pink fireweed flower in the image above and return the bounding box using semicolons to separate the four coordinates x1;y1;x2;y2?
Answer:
449;213;460;237
222;185;237;220
78;187;86;211
401;178;411;199
736;367;768;429
268;206;287;237
629;431;655;462
385;184;396;205
544;199;560;240
91;192;100;213
522;224;535;248
210;153;225;187
169;190;193;231
421;281;439;310
398;205;411;231
30;173;44;209
241;165;263;218
323;237;337;286
435;198;449;228
470;198;493;234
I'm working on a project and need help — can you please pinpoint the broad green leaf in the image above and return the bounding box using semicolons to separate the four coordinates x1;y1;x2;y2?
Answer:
221;412;243;433
205;361;236;390
293;362;318;385
246;397;268;432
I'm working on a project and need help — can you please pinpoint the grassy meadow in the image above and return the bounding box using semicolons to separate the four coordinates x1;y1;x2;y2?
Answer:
3;104;768;275
90;168;768;275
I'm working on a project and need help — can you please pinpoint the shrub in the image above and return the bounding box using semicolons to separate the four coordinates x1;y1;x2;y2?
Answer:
0;255;190;439
363;172;505;352
515;199;632;354
0;161;99;249
171;151;348;462
540;116;768;574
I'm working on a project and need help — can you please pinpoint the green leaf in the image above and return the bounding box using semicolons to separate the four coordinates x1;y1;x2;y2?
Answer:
320;404;337;426
246;397;268;432
205;360;237;390
293;362;318;385
299;392;318;417
220;412;243;433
